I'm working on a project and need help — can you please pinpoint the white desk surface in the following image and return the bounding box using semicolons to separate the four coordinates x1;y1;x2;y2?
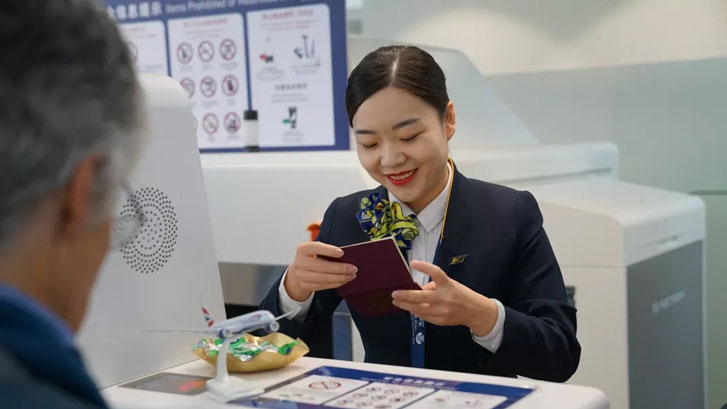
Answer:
102;357;608;409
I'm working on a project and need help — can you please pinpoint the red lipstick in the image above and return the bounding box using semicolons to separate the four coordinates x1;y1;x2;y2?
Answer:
386;169;417;186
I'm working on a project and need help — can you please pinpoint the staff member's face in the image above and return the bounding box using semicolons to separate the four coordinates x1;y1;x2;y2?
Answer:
352;86;456;213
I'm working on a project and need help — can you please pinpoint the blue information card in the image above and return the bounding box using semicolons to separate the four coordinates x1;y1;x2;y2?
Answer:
232;366;534;409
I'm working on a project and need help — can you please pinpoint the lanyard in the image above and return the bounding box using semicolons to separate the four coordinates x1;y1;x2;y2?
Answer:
409;238;443;368
408;157;455;368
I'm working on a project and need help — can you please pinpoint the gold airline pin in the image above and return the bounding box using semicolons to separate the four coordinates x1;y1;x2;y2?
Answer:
449;254;468;265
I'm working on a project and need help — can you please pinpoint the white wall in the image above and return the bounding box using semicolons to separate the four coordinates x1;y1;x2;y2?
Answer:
349;0;727;75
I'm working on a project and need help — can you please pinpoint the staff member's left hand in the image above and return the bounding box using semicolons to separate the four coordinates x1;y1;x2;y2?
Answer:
392;260;499;336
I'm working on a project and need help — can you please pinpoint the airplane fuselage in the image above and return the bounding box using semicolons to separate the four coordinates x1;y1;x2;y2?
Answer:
210;310;277;339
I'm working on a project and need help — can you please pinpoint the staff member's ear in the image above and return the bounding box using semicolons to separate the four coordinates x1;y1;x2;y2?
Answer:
443;101;456;141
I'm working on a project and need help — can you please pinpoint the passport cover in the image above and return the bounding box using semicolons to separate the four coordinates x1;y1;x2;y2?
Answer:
321;237;419;317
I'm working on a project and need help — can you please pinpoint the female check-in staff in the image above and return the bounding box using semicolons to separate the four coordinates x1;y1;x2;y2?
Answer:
261;45;580;381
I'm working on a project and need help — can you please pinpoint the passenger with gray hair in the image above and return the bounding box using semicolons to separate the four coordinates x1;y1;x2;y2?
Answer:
0;0;146;407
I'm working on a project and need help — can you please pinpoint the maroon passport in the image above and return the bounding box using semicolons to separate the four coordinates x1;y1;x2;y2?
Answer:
321;237;420;317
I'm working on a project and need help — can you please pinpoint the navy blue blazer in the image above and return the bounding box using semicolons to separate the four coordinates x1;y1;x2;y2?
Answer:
261;167;580;382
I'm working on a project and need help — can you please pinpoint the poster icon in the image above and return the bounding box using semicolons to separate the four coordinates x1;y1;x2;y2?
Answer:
198;40;215;62
177;42;193;64
224;112;241;133
202;113;219;134
282;106;298;129
200;76;217;98
219;39;236;61
221;75;239;96
179;77;195;98
260;36;274;63
293;34;315;59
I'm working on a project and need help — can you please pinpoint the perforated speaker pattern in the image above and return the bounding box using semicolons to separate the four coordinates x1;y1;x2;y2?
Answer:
118;187;178;274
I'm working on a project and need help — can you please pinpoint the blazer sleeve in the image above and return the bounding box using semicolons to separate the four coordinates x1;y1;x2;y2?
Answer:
258;199;343;358
479;191;581;382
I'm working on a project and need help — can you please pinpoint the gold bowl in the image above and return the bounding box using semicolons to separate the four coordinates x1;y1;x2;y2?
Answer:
193;332;309;373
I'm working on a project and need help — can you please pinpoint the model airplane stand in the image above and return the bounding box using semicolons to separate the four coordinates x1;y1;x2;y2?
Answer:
204;313;282;401
205;337;265;401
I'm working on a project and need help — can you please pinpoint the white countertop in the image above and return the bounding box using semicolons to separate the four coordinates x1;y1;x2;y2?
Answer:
102;357;608;409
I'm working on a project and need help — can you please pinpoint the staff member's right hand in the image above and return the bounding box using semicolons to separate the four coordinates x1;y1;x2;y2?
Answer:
284;242;358;302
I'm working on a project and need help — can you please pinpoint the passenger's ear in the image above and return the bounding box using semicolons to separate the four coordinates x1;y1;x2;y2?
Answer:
57;156;103;240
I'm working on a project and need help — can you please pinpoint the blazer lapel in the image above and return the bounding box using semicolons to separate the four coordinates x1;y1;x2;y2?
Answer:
435;165;471;281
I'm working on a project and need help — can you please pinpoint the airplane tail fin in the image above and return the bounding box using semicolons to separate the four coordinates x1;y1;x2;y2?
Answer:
201;306;215;327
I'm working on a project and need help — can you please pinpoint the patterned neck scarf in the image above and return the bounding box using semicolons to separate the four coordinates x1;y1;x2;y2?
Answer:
356;193;419;251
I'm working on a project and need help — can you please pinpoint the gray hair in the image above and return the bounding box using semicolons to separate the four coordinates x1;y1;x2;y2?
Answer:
0;0;145;248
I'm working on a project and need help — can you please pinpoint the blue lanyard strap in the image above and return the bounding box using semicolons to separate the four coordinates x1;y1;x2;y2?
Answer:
410;314;427;367
409;241;442;368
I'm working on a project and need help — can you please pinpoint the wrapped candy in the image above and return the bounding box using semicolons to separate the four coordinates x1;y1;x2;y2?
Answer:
193;332;309;372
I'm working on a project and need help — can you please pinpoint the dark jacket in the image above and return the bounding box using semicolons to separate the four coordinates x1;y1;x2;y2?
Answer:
0;285;106;408
261;167;580;382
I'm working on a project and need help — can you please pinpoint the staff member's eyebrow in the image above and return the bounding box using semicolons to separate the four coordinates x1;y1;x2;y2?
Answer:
355;118;421;134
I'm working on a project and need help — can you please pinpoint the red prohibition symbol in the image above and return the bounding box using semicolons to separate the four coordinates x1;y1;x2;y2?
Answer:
308;381;341;390
177;42;193;64
220;39;236;61
198;40;215;63
221;74;238;96
200;76;217;98
224;112;241;133
202;113;219;134
180;77;195;98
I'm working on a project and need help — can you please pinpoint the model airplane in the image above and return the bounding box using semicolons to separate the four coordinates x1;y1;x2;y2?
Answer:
199;306;289;339
153;307;293;401
153;307;289;338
